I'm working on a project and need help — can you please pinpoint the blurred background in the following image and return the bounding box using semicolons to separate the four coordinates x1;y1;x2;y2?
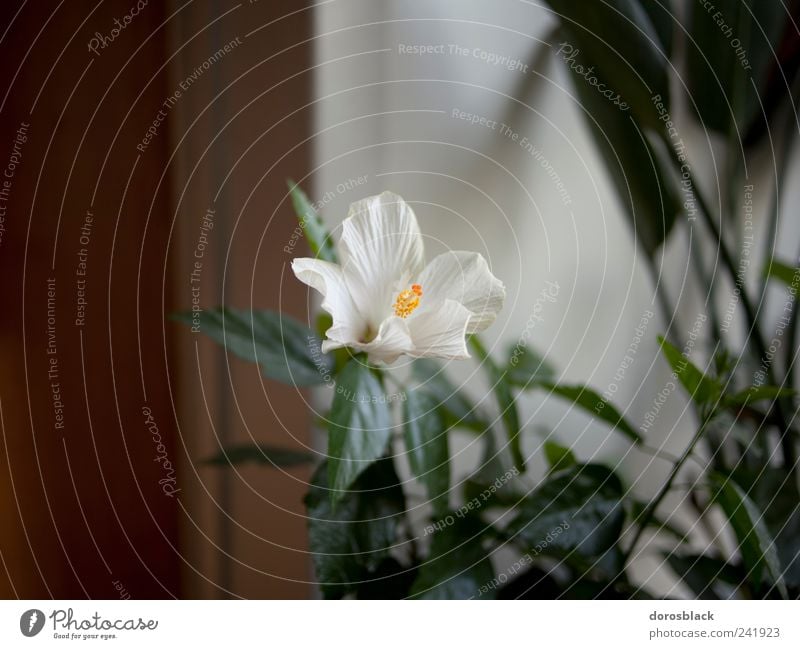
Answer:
0;0;798;598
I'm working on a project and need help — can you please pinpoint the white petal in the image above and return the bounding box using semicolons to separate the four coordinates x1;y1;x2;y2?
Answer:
351;316;413;364
339;192;425;327
407;299;472;360
291;258;363;346
418;251;505;334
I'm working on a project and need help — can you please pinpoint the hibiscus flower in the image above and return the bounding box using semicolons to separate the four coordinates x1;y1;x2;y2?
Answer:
292;192;505;363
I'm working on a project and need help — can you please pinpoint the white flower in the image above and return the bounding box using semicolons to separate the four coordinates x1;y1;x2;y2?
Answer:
292;191;505;363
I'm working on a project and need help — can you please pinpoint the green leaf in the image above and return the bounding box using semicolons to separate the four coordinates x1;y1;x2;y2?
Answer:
174;308;334;386
543;0;671;129
354;557;417;599
505;344;556;389
666;553;745;599
710;472;787;598
204;443;313;467
639;0;673;56
564;46;680;255
730;467;800;592
506;464;625;558
411;359;488;431
411;516;495;599
724;385;796;407
658;336;722;406
543;439;577;474
538;382;642;444
327;359;394;504
403;390;450;515
469;337;525;472
764;259;799;287
287;181;337;262
305;459;406;598
685;1;788;138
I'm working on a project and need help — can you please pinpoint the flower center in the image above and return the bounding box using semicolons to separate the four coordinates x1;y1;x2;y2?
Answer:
393;284;423;318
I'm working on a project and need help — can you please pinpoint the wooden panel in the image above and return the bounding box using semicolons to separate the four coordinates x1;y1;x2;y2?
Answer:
168;0;315;599
0;0;314;598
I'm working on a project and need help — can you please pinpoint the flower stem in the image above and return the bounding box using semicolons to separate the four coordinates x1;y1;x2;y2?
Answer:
662;138;795;468
623;413;713;565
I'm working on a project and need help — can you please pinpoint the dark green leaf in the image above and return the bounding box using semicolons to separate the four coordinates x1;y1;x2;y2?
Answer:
411;516;495;599
724;385;796;407
731;467;800;592
469;337;525;472
763;259;799;287
287;181;337;262
305;459;406;598
204;443;313;467
710;472;787;598
506;464;625;558
174;308;334;386
640;0;673;56
564;47;680;255
355;557;417;599
658;336;722;406
411;359;487;431
543;439;577;474
539;382;642;444
403;389;450;515
506;344;556;388
666;553;744;599
327;359;393;504
685;1;787;137
544;0;671;129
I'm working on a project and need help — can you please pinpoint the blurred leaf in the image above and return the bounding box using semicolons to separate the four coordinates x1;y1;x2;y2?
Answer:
355;557;417;599
763;259;799;286
305;459;406;599
724;385;796;407
411;359;488;431
666;553;745;599
205;444;313;467
710;472;787;598
287;181;337;262
543;0;671;129
403;390;450;515
640;0;674;55
564;46;680;255
411;516;495;599
173;308;333;386
505;344;556;388
327;359;393;504
658;336;722;406
538;382;642;444
732;467;800;592
543;439;577;474
685;0;788;137
469;337;525;472
506;464;625;558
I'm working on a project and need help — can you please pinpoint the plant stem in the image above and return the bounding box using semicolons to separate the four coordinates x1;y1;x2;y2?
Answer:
468;335;526;472
663;139;795;467
624;413;713;565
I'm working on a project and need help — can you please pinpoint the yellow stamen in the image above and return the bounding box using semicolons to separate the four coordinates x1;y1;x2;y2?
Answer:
393;284;423;318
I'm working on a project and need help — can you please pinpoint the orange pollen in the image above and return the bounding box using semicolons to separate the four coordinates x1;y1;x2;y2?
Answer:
393;284;423;318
